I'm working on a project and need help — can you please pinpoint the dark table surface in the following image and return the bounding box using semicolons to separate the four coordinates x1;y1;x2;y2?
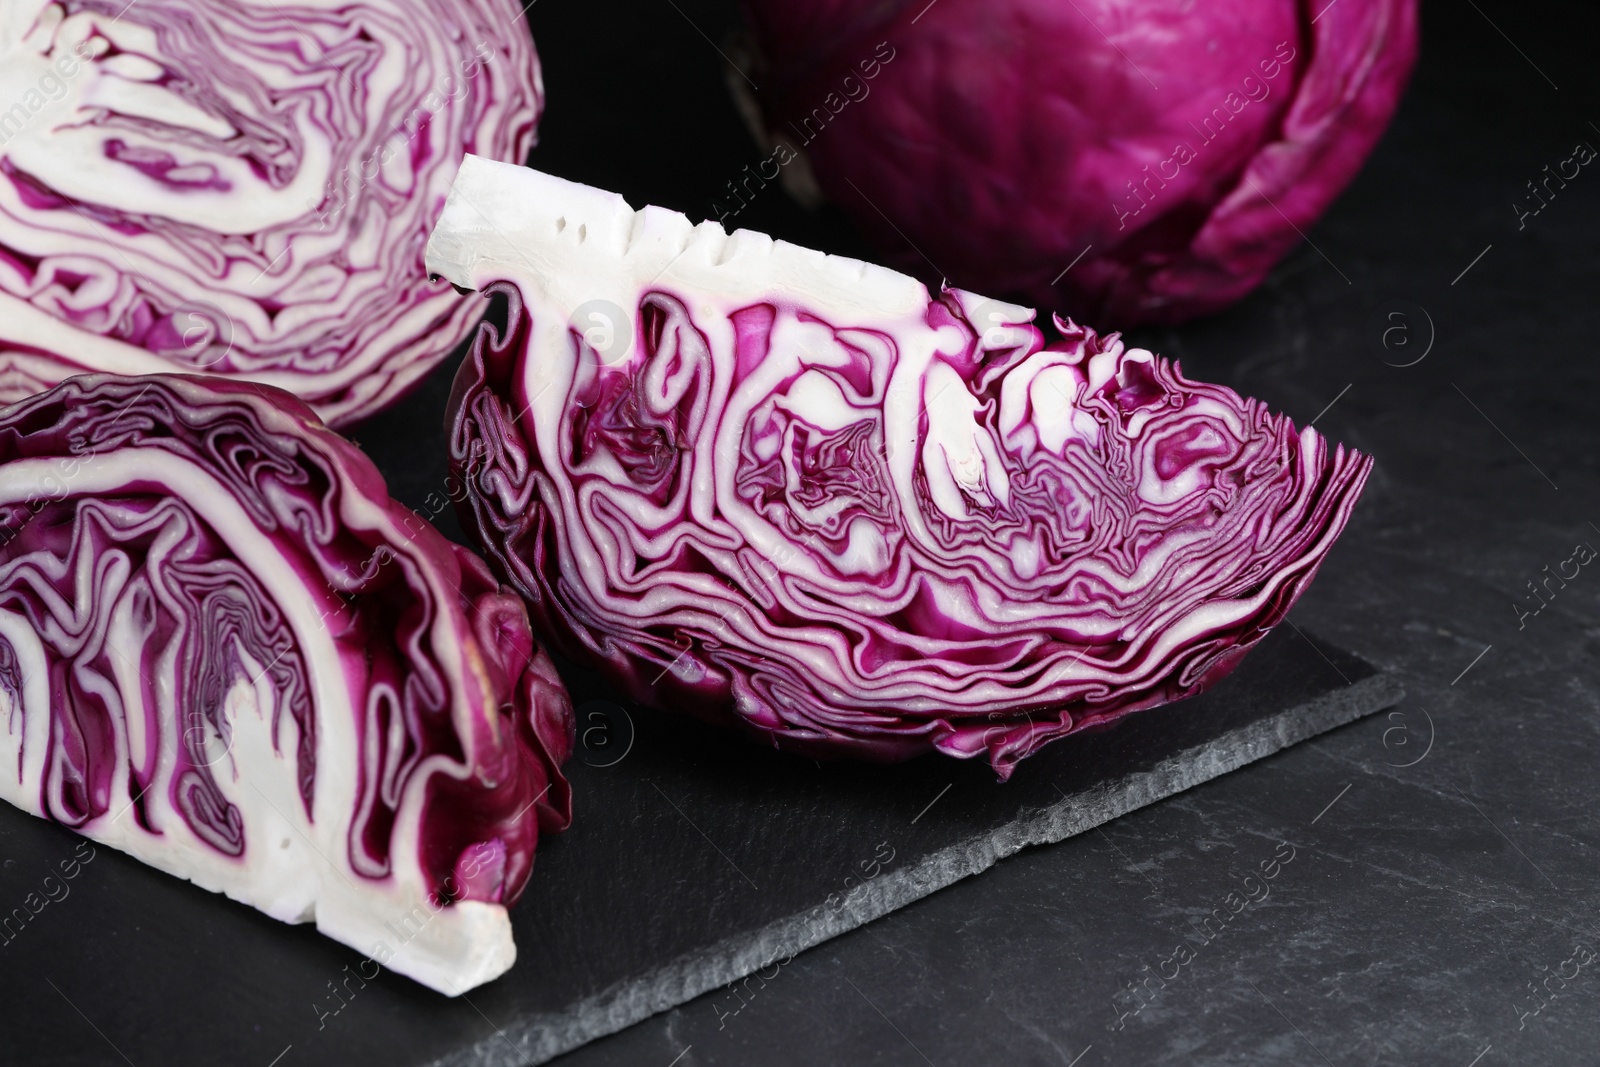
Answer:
512;0;1600;1064
5;0;1597;1065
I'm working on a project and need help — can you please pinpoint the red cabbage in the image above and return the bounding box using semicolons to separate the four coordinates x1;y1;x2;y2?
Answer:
730;0;1418;325
0;0;543;425
428;157;1370;778
0;372;572;993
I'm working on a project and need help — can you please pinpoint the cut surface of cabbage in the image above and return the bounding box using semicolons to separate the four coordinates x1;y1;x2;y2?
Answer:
428;157;1370;777
0;0;543;425
0;373;573;993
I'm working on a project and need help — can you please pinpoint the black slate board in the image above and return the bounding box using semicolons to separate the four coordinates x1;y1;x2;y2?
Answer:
0;616;1398;1067
441;627;1399;1066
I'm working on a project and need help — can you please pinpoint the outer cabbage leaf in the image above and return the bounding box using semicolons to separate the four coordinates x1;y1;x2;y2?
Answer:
428;157;1370;778
0;0;542;425
0;372;573;994
731;0;1418;326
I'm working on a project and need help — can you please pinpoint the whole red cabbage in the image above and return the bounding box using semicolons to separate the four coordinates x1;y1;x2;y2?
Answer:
429;159;1372;779
0;0;542;425
731;0;1418;325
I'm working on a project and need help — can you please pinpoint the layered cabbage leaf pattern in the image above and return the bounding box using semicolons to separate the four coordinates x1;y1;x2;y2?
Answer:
0;373;572;993
431;159;1370;777
0;0;543;424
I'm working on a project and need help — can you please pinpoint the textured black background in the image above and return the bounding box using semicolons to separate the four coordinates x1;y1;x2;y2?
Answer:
2;0;1598;1064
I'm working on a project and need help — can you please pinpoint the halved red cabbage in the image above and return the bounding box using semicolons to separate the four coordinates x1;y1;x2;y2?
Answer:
427;157;1370;777
0;373;572;993
0;0;542;425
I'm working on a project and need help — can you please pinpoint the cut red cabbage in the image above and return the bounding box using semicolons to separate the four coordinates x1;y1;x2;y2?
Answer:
0;0;543;425
427;157;1371;778
0;373;572;993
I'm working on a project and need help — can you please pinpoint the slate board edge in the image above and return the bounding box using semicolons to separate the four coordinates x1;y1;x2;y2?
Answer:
430;668;1403;1067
